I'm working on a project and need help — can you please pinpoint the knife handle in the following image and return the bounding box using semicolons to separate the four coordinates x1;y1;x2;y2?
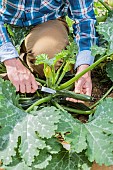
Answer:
37;85;42;90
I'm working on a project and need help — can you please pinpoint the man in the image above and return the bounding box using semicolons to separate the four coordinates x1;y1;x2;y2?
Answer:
0;0;97;97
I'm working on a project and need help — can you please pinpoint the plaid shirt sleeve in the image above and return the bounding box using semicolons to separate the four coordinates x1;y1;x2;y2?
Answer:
68;0;97;52
0;15;18;62
0;15;11;45
68;0;98;68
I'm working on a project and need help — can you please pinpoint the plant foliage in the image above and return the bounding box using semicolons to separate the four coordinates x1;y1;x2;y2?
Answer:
1;80;113;169
1;1;113;169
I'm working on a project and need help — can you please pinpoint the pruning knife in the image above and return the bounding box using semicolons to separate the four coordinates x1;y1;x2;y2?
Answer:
38;85;56;94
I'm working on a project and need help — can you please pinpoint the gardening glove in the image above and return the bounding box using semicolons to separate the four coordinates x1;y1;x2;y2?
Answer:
66;65;92;103
4;58;39;93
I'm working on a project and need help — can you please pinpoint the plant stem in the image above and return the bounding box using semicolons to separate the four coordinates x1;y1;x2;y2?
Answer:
52;101;65;111
57;54;110;90
63;83;74;91
90;86;113;109
55;62;65;84
26;95;53;112
52;65;55;86
56;62;69;86
19;97;32;101
46;78;50;87
35;77;46;85
98;0;112;12
62;106;94;115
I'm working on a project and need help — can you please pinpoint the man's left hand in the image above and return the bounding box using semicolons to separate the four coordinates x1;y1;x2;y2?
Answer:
67;65;92;103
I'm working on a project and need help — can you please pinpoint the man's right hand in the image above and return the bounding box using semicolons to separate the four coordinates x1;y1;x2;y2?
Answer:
4;58;38;93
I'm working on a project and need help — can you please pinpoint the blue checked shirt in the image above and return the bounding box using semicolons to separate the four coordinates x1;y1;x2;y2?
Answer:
0;0;97;67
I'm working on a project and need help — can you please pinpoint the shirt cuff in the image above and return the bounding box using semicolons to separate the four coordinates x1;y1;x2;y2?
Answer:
0;42;19;62
74;50;94;69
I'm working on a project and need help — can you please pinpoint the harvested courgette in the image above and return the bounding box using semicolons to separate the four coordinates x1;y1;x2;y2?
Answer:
56;90;93;101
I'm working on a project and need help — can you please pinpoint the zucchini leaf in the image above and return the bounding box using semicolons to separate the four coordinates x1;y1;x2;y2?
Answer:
57;98;113;166
2;162;32;170
87;98;113;165
44;149;92;170
35;41;77;67
106;61;113;82
96;21;113;55
91;45;106;57
0;105;61;166
1;79;113;168
5;24;32;53
0;79;61;168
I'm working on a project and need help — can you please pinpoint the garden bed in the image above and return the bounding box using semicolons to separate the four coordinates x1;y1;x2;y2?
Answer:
1;0;113;169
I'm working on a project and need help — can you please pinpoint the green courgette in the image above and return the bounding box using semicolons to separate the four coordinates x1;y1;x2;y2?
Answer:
59;98;91;110
55;90;93;101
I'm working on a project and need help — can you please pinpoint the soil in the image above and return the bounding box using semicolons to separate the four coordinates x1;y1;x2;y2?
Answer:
91;162;113;170
91;74;113;104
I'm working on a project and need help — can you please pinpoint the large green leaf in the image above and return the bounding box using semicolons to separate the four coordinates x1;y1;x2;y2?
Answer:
106;61;113;82
30;107;61;138
4;149;91;170
5;24;32;53
57;110;88;153
0;79;61;168
96;22;113;54
44;149;92;170
91;45;106;57
45;137;62;154
86;98;113;165
0;79;26;163
0;107;61;166
31;138;62;169
1;79;113;168
57;98;113;166
2;162;32;170
0;79;20;107
32;149;52;169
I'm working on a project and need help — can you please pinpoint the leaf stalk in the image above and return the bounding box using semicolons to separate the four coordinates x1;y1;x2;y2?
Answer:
26;95;53;112
62;106;94;115
90;86;113;109
57;54;110;90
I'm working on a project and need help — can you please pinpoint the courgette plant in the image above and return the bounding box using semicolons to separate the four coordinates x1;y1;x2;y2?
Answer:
24;41;95;113
1;2;113;170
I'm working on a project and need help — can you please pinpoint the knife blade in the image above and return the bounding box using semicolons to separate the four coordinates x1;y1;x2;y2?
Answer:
38;85;56;94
